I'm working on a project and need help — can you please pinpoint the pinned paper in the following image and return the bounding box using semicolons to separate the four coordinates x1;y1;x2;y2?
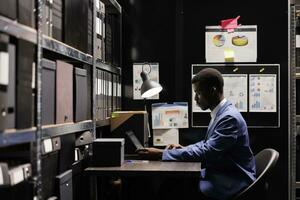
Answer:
221;16;240;33
153;129;179;146
224;48;235;62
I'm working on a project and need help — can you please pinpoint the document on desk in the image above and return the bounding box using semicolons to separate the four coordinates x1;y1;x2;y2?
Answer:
249;74;277;112
205;25;257;62
223;74;248;112
152;102;188;129
153;129;179;146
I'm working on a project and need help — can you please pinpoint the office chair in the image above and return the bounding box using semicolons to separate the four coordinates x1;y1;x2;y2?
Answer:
232;148;279;200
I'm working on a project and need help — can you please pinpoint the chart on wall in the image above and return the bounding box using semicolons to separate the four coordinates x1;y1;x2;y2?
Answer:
152;102;189;129
133;63;159;100
205;25;257;62
249;74;277;112
223;74;248;112
191;64;280;128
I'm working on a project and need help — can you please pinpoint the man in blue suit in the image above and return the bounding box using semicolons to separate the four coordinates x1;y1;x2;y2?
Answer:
138;68;256;200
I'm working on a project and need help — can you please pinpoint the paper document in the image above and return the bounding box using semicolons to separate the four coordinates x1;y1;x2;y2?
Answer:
205;25;257;62
223;74;248;112
153;129;179;146
249;74;277;112
152;102;189;129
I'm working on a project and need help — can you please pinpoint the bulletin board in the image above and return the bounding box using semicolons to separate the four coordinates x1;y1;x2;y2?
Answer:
191;64;280;128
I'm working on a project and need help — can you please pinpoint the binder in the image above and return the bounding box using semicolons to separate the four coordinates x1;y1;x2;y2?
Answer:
101;70;105;120
113;74;117;112
117;75;121;111
0;41;9;131
95;11;103;60
65;0;93;54
108;73;112;116
105;14;112;64
95;69;99;121
16;39;34;129
18;0;36;28
98;70;102;120
56;60;73;124
104;71;108;119
74;68;88;122
52;0;62;41
42;59;56;125
83;65;92;120
0;0;17;20
100;1;105;61
6;44;16;129
42;0;51;36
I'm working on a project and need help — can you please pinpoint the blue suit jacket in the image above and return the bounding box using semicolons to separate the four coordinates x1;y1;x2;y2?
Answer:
162;101;256;200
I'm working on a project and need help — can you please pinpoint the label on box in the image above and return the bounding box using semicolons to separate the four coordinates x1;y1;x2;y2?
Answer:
0;52;9;85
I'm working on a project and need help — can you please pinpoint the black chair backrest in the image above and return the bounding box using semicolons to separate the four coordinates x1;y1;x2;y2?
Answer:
233;148;279;200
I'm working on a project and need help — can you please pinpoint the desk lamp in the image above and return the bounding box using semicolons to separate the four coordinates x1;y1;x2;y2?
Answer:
140;63;162;139
140;64;162;99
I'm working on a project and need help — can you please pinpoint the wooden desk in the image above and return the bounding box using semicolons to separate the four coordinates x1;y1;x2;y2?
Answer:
85;160;201;200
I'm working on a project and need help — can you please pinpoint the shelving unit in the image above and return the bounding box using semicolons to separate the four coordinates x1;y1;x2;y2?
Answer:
292;4;298;199
0;128;36;148
0;0;122;199
96;59;121;74
42;120;93;138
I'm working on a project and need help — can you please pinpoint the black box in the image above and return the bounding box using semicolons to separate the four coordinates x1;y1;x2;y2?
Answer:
42;151;59;199
18;0;36;28
74;68;88;122
0;0;17;19
59;134;75;173
42;59;56;125
55;170;73;200
65;0;93;54
16;40;35;129
109;111;149;154
92;138;124;167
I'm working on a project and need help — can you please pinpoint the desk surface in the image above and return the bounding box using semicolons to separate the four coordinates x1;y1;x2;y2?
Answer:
85;160;201;177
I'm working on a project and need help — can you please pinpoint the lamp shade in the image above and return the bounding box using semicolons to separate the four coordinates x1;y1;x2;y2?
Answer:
140;71;162;98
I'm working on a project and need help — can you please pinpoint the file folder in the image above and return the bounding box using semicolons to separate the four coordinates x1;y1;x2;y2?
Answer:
56;60;73;124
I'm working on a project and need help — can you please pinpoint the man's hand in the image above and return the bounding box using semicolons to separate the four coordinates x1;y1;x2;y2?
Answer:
165;144;184;150
136;147;163;160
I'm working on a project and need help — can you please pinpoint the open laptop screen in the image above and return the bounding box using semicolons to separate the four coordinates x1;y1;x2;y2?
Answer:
125;131;144;150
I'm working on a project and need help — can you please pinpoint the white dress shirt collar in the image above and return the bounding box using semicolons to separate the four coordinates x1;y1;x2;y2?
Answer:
210;98;227;121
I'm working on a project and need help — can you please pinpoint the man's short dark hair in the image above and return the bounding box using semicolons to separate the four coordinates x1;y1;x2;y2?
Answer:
192;68;224;93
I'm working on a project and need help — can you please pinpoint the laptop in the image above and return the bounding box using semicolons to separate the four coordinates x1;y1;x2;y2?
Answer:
125;131;144;151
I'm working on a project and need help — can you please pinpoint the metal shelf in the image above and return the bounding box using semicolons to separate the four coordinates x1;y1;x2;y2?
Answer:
96;60;122;75
42;35;93;65
96;119;111;127
42;120;93;138
296;182;300;189
0;16;93;65
0;128;36;148
0;15;37;44
102;0;122;14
